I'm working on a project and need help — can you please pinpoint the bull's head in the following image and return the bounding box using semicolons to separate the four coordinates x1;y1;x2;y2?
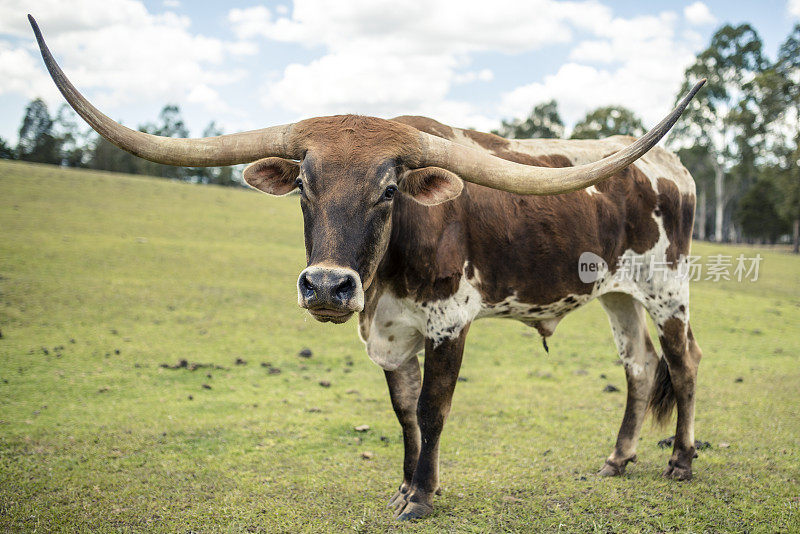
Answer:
29;15;704;324
240;117;464;323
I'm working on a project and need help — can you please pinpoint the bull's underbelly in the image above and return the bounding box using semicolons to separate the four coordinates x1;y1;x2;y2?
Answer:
360;271;595;371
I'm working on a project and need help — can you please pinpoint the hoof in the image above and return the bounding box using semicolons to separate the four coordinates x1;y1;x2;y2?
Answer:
598;455;636;477
598;461;624;477
662;461;692;480
388;488;407;509
389;484;439;508
386;490;406;508
395;500;434;521
662;448;696;480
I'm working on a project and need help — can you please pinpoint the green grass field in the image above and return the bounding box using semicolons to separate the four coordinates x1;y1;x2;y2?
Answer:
1;160;798;533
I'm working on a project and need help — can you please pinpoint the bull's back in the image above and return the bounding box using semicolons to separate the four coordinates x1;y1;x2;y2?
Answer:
392;115;697;305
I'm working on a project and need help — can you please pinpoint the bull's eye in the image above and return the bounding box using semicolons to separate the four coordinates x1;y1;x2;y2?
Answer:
383;185;397;200
294;178;304;192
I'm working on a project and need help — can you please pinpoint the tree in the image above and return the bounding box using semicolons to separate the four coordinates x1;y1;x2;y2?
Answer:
669;24;767;242
734;175;788;243
757;24;800;252
16;98;61;164
90;134;141;175
493;100;564;139
570;106;645;140
676;145;715;240
53;104;88;167
146;104;189;138
0;136;14;159
776;144;800;253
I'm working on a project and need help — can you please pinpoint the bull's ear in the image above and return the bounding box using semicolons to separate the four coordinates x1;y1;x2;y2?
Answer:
243;157;300;195
400;166;464;206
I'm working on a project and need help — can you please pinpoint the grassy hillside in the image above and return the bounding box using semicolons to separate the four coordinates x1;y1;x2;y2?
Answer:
1;160;798;533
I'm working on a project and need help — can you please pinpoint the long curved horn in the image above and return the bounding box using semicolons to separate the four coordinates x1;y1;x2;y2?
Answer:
416;79;706;195
29;15;296;167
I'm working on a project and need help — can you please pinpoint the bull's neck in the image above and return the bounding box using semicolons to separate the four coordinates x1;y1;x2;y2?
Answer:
375;193;468;302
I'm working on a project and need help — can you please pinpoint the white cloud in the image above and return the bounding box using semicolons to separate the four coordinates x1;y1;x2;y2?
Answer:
230;0;589;53
227;0;700;133
186;84;228;112
454;69;494;84
163;0;180;8
228;5;271;41
789;0;800;18
569;11;682;65
265;49;455;115
501;9;699;132
228;0;619;129
0;39;60;101
0;0;254;118
684;2;716;26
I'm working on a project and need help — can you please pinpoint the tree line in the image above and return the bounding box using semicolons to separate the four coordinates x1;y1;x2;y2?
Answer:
493;23;800;252
0;100;238;186
1;23;797;250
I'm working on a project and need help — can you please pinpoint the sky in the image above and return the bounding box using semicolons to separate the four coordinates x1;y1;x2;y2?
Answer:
0;0;798;145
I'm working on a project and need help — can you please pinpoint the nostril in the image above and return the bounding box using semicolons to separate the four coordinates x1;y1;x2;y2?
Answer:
334;275;356;301
299;273;316;297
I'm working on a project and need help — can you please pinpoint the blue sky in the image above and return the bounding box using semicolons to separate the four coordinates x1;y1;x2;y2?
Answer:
1;0;798;145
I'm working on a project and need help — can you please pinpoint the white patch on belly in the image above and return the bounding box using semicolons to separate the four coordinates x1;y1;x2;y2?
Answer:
423;276;484;347
477;291;592;321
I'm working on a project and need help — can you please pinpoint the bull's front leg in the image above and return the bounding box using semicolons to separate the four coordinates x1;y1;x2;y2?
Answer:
393;326;469;521
385;356;422;508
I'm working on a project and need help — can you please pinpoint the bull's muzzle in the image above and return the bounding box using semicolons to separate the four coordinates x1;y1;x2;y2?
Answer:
297;265;364;323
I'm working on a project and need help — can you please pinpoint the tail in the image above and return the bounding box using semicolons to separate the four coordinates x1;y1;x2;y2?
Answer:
648;356;675;426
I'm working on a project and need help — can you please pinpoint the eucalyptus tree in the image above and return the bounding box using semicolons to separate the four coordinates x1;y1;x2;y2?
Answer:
670;24;767;242
758;25;800;252
53;104;88;167
735;176;788;243
570;106;645;140
0;137;13;159
17;98;60;164
676;145;715;240
493;100;565;139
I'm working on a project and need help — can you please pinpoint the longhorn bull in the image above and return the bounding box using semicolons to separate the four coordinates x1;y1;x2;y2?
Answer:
31;15;704;521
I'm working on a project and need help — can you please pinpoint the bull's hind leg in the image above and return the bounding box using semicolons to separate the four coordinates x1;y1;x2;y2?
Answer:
652;315;703;480
384;355;422;508
597;293;660;476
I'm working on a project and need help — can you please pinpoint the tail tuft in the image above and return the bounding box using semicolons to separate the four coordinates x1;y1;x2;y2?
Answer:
648;356;675;426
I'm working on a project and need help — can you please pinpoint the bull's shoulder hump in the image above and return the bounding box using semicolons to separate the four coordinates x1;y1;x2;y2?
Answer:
390;116;456;140
391;117;512;155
